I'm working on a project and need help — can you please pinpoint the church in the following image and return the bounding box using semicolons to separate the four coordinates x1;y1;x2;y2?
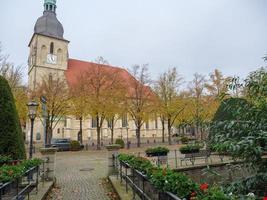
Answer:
27;0;164;144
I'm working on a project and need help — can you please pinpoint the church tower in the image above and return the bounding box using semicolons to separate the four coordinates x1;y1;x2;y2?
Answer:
28;0;69;91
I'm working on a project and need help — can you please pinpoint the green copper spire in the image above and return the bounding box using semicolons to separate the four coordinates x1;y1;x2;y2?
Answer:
44;0;57;13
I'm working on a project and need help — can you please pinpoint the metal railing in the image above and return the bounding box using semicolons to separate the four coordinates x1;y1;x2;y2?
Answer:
0;165;42;200
117;160;181;200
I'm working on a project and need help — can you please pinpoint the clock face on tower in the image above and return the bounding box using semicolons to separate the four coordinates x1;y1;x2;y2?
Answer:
47;54;57;64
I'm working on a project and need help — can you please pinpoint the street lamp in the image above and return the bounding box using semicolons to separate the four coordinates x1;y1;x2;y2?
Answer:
126;124;129;149
27;101;39;159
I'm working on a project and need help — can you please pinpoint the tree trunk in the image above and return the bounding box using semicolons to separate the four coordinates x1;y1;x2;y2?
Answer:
96;116;101;150
47;126;52;145
111;128;114;144
79;117;83;144
136;127;141;147
161;119;165;143
110;119;114;144
167;118;171;145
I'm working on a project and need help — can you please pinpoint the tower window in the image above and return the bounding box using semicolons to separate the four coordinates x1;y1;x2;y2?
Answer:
50;42;54;54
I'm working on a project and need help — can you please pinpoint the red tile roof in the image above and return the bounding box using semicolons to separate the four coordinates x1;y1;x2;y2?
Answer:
66;58;153;98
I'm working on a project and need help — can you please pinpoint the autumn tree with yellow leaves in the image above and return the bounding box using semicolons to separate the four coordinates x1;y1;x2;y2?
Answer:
33;75;70;145
154;67;186;144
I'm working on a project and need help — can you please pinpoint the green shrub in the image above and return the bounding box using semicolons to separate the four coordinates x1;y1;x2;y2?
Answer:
145;146;169;156
70;140;81;151
115;138;125;148
0;76;25;159
0;155;13;164
181;136;189;144
179;145;200;154
0;158;43;183
212;98;250;122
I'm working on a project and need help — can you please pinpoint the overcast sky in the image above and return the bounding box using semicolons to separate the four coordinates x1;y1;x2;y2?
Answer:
0;0;266;84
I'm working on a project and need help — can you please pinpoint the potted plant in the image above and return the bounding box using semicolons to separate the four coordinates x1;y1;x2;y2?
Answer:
145;147;170;157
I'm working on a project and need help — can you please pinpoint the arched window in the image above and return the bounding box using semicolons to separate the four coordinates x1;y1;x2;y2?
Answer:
49;73;53;85
41;45;47;63
122;114;128;127
50;42;54;54
57;48;63;64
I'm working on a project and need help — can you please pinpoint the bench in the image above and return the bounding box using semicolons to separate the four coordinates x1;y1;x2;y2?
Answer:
180;150;211;166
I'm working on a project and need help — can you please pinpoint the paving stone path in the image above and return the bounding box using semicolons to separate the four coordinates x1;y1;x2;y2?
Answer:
47;151;109;200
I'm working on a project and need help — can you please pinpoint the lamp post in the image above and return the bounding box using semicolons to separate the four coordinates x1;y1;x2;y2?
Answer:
27;101;39;159
126;125;129;149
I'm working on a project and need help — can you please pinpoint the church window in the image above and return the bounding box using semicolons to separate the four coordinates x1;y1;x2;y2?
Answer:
155;119;158;129
107;119;112;128
41;45;47;63
57;49;62;64
49;73;53;85
146;121;149;130
121;114;128;127
50;42;54;54
92;118;97;128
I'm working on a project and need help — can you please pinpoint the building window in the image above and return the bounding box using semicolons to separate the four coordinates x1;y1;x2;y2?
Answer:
155;119;158;129
36;132;41;140
57;128;60;134
121;114;128;127
50;42;54;54
107;119;112;128
57;48;62;64
92;118;97;128
41;45;47;63
146;121;149;130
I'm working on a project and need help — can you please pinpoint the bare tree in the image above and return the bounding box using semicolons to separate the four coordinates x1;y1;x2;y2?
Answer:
127;64;154;147
0;44;24;91
154;67;185;144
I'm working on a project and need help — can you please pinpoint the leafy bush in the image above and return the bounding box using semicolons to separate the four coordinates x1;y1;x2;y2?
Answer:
181;136;189;144
70;140;81;151
0;158;43;183
115;138;125;148
150;168;198;198
0;155;12;164
145;146;169;156
212;98;250;122
0;76;26;159
179;145;200;154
